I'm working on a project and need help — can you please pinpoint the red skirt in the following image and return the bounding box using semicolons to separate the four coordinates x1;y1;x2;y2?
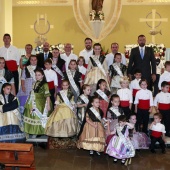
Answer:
99;100;109;118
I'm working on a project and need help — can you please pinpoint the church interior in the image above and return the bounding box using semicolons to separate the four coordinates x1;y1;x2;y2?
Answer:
0;0;170;170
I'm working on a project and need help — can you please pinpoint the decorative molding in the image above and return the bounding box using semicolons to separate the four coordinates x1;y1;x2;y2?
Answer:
122;0;170;5
73;0;122;42
13;0;72;6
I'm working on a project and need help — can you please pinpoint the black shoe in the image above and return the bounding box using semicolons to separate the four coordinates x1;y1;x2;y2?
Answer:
38;142;47;149
151;149;156;153
89;150;94;156
121;159;126;165
162;150;166;154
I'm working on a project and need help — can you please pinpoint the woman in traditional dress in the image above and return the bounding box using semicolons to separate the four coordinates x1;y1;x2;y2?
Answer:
94;79;111;118
109;53;127;94
77;96;105;156
23;69;52;137
63;60;82;102
45;80;78;137
19;44;33;70
17;55;39;114
84;43;109;95
0;57;15;95
129;114;150;149
106;115;135;165
0;83;25;143
51;48;66;91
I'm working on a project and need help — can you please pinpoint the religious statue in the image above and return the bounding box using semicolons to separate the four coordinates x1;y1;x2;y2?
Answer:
90;0;104;21
92;0;104;13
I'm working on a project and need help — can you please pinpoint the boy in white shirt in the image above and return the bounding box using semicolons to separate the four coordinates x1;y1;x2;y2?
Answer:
154;81;170;137
44;59;58;108
150;113;166;154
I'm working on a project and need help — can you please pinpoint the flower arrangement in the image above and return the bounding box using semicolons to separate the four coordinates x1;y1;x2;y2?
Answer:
89;10;104;21
35;43;74;54
124;43;166;60
101;46;109;56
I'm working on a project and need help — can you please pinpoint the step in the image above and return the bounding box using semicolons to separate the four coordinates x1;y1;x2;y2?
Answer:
26;135;48;143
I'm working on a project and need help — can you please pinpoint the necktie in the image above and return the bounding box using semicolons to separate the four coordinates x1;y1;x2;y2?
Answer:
140;48;144;59
44;53;48;60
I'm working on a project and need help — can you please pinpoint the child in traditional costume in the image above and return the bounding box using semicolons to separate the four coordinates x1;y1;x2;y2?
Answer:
94;79;111;118
63;60;82;102
51;48;66;91
117;77;132;118
44;58;58;109
0;83;25;143
106;115;135;165
24;69;52;137
134;79;153;134
129;69;141;112
77;84;91;127
45;80;78;137
109;53;126;94
105;94;124;149
77;96;105;156
84;43;110;95
154;81;170;137
18;55;39;114
129;114;150;149
77;56;87;81
150;113;166;154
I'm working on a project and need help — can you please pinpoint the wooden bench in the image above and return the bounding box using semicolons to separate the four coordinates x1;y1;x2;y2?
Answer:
0;143;35;170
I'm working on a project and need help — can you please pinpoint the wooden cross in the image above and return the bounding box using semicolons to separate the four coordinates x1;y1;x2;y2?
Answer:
139;9;168;43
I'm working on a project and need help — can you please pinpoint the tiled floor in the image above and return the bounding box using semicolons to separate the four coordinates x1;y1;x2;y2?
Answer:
35;147;170;170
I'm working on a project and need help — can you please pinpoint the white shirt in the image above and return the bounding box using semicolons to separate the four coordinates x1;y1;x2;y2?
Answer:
151;123;166;133
129;79;141;91
117;88;132;103
79;49;93;64
134;89;153;106
60;53;78;70
105;52;126;69
0;45;20;65
158;71;170;90
78;65;87;75
44;69;58;86
154;91;170;106
156;58;164;75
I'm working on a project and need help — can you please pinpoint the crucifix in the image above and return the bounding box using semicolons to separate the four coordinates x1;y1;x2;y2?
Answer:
139;9;168;44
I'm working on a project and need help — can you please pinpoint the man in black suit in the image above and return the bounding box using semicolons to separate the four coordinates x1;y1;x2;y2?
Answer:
127;35;156;89
37;42;53;68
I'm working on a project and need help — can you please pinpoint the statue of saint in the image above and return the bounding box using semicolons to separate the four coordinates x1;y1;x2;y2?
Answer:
92;0;104;13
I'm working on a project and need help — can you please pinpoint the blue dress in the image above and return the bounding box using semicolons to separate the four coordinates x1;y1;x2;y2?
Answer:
0;94;25;143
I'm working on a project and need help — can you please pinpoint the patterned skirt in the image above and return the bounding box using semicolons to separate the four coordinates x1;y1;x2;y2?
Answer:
99;100;109;118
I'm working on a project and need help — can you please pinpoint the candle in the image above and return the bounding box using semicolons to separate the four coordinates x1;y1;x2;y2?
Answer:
45;14;47;25
37;13;39;25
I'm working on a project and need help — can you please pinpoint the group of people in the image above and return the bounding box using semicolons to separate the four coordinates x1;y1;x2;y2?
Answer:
0;33;168;165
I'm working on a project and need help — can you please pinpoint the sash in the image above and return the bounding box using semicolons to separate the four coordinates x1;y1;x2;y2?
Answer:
91;56;107;76
79;94;89;104
30;91;48;128
0;95;23;131
112;63;123;77
96;89;109;102
89;107;101;121
116;125;135;158
52;64;64;77
109;107;121;117
0;76;7;84
60;90;74;112
27;65;36;81
66;70;80;96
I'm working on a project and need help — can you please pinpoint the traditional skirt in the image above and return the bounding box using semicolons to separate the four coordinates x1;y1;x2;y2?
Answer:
0;110;25;143
84;67;109;90
77;122;105;152
106;135;134;159
24;93;52;135
131;132;150;149
45;103;78;137
99;100;109;118
17;78;35;115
